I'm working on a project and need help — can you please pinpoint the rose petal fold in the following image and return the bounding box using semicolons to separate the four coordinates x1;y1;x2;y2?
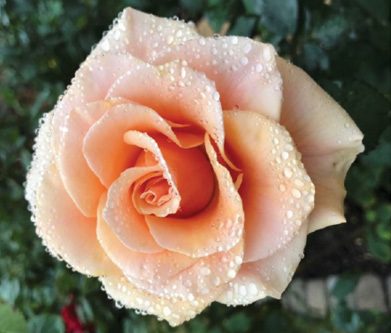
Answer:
224;111;315;262
34;164;117;276
83;103;179;187
218;224;308;305
106;60;225;150
58;101;111;217
277;58;364;232
145;135;244;258
101;275;214;327
51;53;141;152
91;7;199;62
103;165;164;253
155;37;282;121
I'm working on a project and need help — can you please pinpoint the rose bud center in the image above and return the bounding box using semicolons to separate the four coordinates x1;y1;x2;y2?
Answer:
133;137;215;218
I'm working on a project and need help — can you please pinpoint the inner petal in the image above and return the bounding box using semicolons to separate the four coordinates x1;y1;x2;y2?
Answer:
152;136;215;217
132;171;176;216
140;176;171;206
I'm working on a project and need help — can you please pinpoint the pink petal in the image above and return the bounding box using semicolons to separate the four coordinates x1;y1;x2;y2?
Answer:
218;224;308;304
97;193;196;283
51;53;141;152
145;135;245;258
33;164;117;276
224;111;315;262
91;7;199;62
101;275;215;327
147;137;215;217
122;131;181;217
155;37;282;121
58;101;110;217
83;103;179;187
103;165;164;253
106;60;225;150
277;58;364;232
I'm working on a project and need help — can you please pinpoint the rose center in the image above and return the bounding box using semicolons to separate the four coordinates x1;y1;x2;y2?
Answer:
139;176;173;206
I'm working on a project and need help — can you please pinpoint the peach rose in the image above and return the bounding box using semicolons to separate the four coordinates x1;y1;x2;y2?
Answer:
25;8;364;326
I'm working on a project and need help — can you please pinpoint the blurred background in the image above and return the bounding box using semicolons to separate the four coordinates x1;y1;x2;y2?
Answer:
0;0;390;332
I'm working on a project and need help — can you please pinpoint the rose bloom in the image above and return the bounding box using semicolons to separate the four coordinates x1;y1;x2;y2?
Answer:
25;7;364;326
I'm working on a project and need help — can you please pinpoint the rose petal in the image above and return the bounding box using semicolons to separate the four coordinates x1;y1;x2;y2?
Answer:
103;165;164;253
52;53;141;152
218;224;308;305
98;193;196;282
122;131;181;217
58;101;110;217
101;275;214;327
277;58;364;232
34;164;117;276
155;37;282;121
83;103;179;187
145;135;245;258
106;60;225;150
224;111;315;262
91;7;199;62
26;112;55;209
148;138;215;217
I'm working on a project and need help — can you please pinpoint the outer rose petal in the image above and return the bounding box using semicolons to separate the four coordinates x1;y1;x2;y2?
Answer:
218;224;308;304
97;194;197;283
155;37;282;121
51;53;141;152
92;7;199;62
83;103;179;187
34;164;117;276
106;60;225;150
224;111;315;262
101;275;217;327
99;194;244;300
58;101;110;217
145;135;245;258
277;58;364;232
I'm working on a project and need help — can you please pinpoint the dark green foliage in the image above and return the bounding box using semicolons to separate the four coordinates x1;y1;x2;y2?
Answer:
0;0;389;332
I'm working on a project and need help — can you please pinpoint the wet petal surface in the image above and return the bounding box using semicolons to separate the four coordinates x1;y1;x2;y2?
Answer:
224;111;315;262
277;58;364;232
155;37;282;120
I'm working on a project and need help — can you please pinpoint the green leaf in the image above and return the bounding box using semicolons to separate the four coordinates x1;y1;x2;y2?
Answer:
28;314;64;333
0;279;20;306
228;16;257;36
0;302;29;333
223;312;251;333
366;229;391;263
259;0;298;38
313;15;350;49
331;303;363;333
332;273;360;300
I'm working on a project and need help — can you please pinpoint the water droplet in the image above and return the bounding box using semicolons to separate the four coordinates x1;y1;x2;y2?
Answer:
263;46;272;61
240;56;248;65
200;267;211;276
256;64;263;72
163;306;171;316
279;184;286;192
198;38;206;46
100;39;110;51
243;42;252;54
248;283;258;295
227;269;236;278
283;167;292;178
292;189;302;199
